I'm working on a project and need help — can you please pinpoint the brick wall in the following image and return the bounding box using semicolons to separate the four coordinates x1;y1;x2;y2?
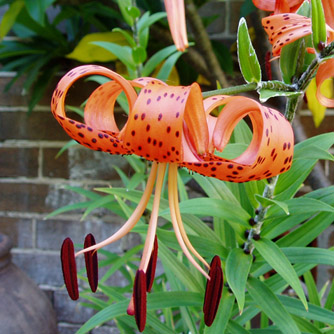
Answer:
0;1;333;333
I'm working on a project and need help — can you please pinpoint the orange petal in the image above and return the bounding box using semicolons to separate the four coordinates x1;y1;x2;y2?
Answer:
51;65;137;155
262;14;312;57
316;59;334;108
263;13;334;57
182;96;294;182
121;81;208;163
164;0;188;51
323;0;334;29
253;0;303;12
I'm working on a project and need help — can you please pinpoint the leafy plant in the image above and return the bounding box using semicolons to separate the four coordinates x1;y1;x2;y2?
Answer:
46;0;334;333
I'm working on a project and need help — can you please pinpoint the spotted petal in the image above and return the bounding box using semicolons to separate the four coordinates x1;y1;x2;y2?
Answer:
51;65;137;155
182;95;294;182
121;81;208;162
263;13;334;56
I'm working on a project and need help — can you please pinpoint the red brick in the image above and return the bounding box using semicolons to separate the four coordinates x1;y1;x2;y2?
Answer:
0;182;50;213
0;111;69;141
43;148;69;179
0;147;39;177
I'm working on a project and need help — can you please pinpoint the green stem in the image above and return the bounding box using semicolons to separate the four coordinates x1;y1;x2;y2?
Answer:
202;80;295;98
242;42;334;254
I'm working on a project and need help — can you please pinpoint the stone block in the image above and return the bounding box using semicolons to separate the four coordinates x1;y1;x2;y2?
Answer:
68;148;130;181
12;251;64;286
0;147;39;177
0;217;33;248
58;323;83;334
92;326;120;334
36;218;122;253
54;290;96;324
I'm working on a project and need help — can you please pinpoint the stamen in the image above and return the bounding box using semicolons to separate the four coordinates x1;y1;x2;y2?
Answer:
146;235;158;292
139;163;167;272
61;238;79;300
84;233;98;292
203;256;223;326
168;163;210;279
171;164;210;269
133;270;147;332
75;162;158;257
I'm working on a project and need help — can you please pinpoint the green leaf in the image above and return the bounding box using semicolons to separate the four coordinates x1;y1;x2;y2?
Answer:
258;88;302;103
254;238;308;310
294;145;334;161
324;279;334;310
116;0;134;27
205;289;235;334
292;315;322;334
66;32;130;63
311;0;327;52
278;295;334;325
237;17;261;84
226;248;252;313
142;45;178;77
132;45;147;64
255;195;290;215
91;42;135;70
0;0;24;39
303;271;321;327
247;277;301;334
25;0;55;25
156;51;183;81
280;38;303;84
165;198;250;226
227;320;251;334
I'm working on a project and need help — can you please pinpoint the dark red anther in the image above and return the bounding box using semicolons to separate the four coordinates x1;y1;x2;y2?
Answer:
84;233;98;293
146;235;158;292
60;237;79;300
203;255;223;327
265;51;272;81
133;270;147;332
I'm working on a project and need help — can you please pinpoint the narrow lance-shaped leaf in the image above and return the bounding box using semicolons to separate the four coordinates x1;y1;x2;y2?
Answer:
247;276;301;334
254;238;308;310
226;248;252;314
237;17;261;84
311;0;327;51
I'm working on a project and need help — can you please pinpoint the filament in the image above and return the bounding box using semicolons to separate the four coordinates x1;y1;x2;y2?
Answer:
75;162;159;257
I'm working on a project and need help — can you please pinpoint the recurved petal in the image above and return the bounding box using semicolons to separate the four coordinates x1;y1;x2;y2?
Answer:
203;256;223;327
182;95;294;182
84;233;98;293
164;0;188;51
253;0;303;12
51;65;137;155
323;0;334;29
133;270;147;332
316;59;334;108
61;238;79;300
262;13;311;56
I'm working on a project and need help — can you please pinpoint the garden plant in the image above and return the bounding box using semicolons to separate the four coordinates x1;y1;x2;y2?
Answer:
12;0;334;333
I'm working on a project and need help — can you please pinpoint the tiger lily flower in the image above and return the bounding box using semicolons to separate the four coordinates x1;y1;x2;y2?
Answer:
262;13;334;57
164;0;188;51
252;0;304;14
52;65;294;331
